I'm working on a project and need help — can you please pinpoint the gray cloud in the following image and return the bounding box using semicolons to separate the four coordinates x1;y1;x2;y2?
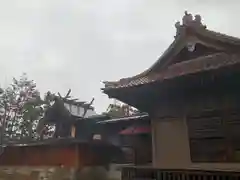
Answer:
0;0;239;112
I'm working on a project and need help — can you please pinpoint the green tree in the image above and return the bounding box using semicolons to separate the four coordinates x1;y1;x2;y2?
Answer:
0;73;45;142
103;101;139;118
36;91;56;140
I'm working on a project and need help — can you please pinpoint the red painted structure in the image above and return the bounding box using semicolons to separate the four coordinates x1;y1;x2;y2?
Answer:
0;138;122;168
119;125;151;135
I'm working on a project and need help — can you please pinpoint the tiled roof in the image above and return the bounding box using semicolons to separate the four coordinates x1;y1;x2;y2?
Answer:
103;53;240;90
97;113;149;124
103;13;240;91
196;28;240;45
103;32;186;90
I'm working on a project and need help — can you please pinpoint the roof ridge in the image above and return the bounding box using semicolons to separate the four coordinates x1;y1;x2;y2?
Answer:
166;52;225;67
196;28;240;45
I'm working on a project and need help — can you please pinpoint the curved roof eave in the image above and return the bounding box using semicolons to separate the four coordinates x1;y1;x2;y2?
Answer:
102;29;187;88
102;12;240;90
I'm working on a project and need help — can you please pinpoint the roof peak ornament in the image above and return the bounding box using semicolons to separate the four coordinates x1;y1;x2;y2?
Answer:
175;11;206;36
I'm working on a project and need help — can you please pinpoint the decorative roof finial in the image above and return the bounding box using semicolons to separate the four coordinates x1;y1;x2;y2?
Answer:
175;21;181;36
194;14;207;28
194;14;201;24
175;11;206;37
182;11;193;26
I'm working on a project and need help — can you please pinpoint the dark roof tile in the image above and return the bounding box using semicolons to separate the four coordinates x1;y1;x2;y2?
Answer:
103;13;240;91
103;53;240;90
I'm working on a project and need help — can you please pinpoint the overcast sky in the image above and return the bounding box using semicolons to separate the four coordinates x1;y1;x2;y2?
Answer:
0;0;239;113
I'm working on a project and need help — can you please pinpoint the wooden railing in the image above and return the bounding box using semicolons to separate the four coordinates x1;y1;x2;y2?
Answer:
122;166;240;180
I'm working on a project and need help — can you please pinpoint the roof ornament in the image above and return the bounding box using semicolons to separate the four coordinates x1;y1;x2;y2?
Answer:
175;11;206;36
194;14;202;25
182;11;193;26
175;21;181;36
